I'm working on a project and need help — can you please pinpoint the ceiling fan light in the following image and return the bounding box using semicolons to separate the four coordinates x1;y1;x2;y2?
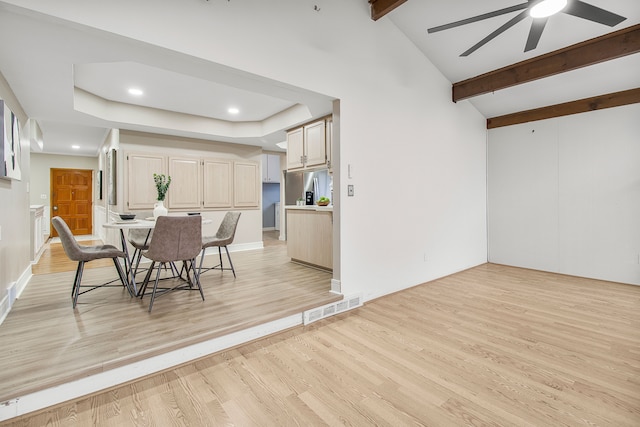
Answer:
530;0;567;18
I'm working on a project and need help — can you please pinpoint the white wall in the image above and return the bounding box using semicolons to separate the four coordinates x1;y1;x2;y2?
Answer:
30;153;99;235
0;72;30;323
4;0;489;302
488;104;640;285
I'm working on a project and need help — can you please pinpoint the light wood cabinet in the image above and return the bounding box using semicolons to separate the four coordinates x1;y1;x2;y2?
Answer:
304;120;326;168
234;161;260;207
326;118;333;170
286;127;304;169
203;158;233;208
262;154;281;183
126;152;166;210
286;118;329;171
126;152;258;211
167;156;202;209
286;208;333;270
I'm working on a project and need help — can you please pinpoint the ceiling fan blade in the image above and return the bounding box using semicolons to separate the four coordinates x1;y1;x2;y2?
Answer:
563;0;626;27
428;3;529;33
524;18;547;52
461;10;529;57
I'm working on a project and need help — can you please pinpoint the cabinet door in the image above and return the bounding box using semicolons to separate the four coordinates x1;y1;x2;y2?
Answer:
234;161;260;207
203;158;233;208
267;154;280;183
304;120;326;168
286;128;304;170
127;152;166;210
168;156;201;209
261;154;269;183
262;154;281;183
326;118;333;170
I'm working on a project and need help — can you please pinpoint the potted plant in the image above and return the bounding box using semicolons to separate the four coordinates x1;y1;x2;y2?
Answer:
153;173;171;218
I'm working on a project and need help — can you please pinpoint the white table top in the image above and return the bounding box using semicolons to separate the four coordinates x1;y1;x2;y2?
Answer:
102;217;212;229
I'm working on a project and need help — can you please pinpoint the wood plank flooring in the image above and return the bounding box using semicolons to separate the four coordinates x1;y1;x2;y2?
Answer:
0;232;338;404
2;263;639;426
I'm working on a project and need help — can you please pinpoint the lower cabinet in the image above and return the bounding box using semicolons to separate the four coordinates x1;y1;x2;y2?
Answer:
286;208;333;270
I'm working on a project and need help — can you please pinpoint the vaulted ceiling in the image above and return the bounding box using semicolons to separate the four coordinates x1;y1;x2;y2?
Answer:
0;1;638;157
372;0;640;127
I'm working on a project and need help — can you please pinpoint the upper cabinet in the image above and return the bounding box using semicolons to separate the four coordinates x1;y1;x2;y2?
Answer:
127;153;166;210
234;161;260;207
126;152;258;211
262;153;281;183
286;117;331;171
168;156;202;209
203;158;233;208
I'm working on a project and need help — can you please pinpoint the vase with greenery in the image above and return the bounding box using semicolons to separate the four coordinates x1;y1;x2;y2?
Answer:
153;173;171;218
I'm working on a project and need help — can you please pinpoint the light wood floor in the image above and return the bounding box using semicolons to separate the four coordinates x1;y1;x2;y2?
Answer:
2;263;639;426
0;231;337;404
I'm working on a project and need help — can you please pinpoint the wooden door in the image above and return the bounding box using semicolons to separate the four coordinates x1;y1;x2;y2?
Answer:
51;168;93;237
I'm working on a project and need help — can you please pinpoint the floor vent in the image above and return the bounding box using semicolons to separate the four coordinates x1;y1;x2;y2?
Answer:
303;293;363;325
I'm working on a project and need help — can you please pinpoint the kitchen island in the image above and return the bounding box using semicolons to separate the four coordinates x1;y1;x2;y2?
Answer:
285;205;333;270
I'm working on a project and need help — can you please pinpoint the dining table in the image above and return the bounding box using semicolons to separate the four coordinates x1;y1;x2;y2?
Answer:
103;215;212;295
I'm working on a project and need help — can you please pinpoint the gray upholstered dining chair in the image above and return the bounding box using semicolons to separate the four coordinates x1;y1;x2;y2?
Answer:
138;215;204;312
52;216;130;308
198;211;241;278
128;227;152;275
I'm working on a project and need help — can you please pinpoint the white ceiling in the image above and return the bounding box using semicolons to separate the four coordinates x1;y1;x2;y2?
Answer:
0;3;335;156
0;1;638;157
388;0;640;117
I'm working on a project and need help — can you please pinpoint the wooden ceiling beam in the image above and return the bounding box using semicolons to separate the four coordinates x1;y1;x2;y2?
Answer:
453;24;640;102
369;0;408;21
486;87;640;129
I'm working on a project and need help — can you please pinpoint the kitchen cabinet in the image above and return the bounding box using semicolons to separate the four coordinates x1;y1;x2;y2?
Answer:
126;152;258;210
286;118;328;171
167;156;202;209
126;152;166;210
286;207;333;270
203;158;233;208
234;161;260;207
262;153;281;183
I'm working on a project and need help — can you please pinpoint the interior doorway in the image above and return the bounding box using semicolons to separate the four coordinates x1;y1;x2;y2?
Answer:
50;168;93;237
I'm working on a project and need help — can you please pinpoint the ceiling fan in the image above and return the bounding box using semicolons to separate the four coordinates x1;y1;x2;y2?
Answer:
427;0;627;56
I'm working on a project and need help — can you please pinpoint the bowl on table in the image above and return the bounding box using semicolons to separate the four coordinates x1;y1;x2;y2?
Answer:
119;213;136;221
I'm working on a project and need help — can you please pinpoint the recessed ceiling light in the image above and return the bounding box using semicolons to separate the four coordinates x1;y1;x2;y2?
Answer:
530;0;567;18
71;145;80;150
228;107;240;114
128;88;144;96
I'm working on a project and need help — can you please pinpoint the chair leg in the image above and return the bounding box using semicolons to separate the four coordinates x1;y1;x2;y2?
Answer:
112;257;132;296
223;246;236;278
190;258;205;301
218;247;223;269
139;261;156;298
71;262;82;297
148;262;164;312
197;248;206;277
72;261;85;309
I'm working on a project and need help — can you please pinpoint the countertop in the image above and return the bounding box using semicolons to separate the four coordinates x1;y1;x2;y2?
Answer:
285;205;333;212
